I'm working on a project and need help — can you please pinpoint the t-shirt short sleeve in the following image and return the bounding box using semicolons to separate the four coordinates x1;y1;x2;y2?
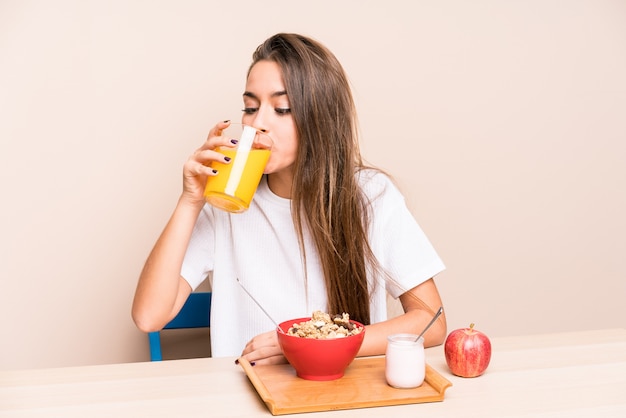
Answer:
180;205;216;290
362;171;445;299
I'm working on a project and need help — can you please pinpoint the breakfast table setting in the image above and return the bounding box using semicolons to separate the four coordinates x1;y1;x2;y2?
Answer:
1;327;625;417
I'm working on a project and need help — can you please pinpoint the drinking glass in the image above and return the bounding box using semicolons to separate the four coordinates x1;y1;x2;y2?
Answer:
204;123;273;213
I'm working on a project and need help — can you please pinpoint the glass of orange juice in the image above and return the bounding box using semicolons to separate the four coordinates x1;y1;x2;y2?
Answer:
204;123;273;213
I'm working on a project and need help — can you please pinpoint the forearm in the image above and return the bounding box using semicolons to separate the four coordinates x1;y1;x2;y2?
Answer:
131;195;203;332
358;308;447;357
357;278;447;357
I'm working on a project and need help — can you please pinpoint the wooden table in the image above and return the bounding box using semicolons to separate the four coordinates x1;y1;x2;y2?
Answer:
1;328;625;417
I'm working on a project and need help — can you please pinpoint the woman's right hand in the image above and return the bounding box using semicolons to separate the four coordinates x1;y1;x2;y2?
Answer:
181;120;237;205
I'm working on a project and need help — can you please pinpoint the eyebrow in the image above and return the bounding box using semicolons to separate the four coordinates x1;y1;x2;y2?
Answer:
242;90;288;100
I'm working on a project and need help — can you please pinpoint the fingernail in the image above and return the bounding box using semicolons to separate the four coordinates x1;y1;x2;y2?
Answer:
234;359;239;365
224;156;231;162
212;169;218;174
230;139;238;145
250;361;256;366
223;119;230;123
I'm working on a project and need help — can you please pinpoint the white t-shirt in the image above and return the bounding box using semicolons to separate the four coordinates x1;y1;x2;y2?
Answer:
181;170;445;357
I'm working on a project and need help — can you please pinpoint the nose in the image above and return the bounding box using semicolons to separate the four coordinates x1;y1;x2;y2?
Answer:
243;116;268;134
246;107;271;134
250;119;268;134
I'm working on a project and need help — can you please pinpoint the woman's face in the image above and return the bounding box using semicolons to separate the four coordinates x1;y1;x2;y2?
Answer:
242;60;298;178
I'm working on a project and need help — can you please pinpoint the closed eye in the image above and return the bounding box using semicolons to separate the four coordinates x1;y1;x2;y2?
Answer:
242;107;258;115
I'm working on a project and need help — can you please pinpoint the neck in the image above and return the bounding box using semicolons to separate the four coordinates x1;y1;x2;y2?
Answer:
267;171;293;198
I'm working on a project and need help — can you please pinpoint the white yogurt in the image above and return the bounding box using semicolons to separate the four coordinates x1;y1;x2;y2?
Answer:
385;334;425;389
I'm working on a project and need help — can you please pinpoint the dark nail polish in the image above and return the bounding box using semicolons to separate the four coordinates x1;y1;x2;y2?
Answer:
224;156;231;162
223;119;230;123
250;361;256;366
212;169;218;174
230;139;238;145
234;359;239;365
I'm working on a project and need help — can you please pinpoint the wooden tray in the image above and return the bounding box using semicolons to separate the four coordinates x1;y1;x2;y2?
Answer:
237;356;452;415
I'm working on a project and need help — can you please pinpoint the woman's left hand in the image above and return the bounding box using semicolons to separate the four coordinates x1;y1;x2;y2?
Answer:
240;330;287;366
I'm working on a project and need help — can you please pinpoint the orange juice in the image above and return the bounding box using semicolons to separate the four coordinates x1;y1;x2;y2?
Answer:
204;147;271;213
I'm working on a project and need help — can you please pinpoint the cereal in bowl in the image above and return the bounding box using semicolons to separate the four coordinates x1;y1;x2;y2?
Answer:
287;311;363;339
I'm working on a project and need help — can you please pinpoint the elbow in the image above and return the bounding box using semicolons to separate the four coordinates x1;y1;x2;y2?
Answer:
132;305;165;334
425;315;447;348
133;318;161;334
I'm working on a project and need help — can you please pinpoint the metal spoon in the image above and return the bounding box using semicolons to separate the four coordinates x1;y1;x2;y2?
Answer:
415;306;444;342
236;278;286;334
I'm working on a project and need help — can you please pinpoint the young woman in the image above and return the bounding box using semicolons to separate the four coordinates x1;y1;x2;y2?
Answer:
132;33;447;366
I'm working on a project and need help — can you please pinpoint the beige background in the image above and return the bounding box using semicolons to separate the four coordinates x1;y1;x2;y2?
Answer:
1;0;625;370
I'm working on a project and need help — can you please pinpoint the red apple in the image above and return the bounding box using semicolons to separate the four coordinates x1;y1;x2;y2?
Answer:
444;323;491;377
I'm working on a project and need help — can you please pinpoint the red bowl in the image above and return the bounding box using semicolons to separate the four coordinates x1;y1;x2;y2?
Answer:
277;317;365;381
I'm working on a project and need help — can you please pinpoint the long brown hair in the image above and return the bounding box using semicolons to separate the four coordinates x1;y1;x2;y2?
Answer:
249;33;378;325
